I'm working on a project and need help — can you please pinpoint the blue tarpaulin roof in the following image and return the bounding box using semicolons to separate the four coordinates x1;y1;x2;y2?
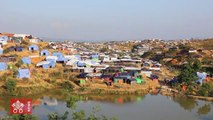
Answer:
0;48;3;55
42;64;49;69
29;44;39;51
22;57;31;64
0;62;7;71
52;52;63;57
76;61;86;67
74;55;81;60
52;52;67;62
196;72;207;84
40;49;49;56
0;36;8;41
49;60;55;68
17;69;30;78
91;54;99;59
57;56;67;62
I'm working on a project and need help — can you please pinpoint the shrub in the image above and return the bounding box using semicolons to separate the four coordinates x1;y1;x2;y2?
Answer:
49;71;62;79
5;79;17;94
15;59;23;68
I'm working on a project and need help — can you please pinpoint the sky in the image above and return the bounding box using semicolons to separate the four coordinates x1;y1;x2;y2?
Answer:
0;0;213;41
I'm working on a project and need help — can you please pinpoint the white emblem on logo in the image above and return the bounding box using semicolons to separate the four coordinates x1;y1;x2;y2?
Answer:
12;100;24;113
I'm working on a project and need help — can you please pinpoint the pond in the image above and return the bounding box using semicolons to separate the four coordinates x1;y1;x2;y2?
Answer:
0;90;213;120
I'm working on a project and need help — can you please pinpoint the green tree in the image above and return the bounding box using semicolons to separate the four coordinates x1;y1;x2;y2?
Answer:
193;59;202;71
178;63;198;85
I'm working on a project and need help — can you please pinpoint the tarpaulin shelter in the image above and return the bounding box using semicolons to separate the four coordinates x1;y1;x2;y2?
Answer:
46;56;57;62
40;49;50;56
15;46;24;52
28;44;39;51
0;47;3;55
196;72;207;84
76;61;86;67
0;62;7;71
22;57;31;64
17;69;30;78
91;54;99;61
0;36;8;45
52;52;63;57
74;55;81;60
52;52;67;63
36;61;56;69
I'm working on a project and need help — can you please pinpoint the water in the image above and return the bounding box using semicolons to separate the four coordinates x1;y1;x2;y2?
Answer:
0;91;213;120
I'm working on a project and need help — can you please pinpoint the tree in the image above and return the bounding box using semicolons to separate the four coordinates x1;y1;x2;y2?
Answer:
193;59;202;71
178;63;198;85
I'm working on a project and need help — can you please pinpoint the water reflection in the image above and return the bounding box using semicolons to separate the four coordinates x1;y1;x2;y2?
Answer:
172;96;198;111
197;104;211;115
0;90;213;120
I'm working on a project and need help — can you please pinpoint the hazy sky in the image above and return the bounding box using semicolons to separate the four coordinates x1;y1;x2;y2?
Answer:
1;0;213;41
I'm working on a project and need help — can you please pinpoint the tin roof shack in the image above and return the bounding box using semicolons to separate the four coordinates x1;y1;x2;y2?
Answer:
36;61;55;69
22;57;31;65
103;66;124;73
29;38;40;43
3;46;24;53
40;49;50;56
0;62;7;71
17;69;30;79
0;33;14;43
0;55;16;62
28;44;39;51
10;37;23;43
113;72;132;83
141;68;152;77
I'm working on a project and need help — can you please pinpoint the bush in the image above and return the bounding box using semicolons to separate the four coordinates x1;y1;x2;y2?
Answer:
15;59;23;68
49;71;62;79
61;81;74;91
197;83;212;97
5;79;17;94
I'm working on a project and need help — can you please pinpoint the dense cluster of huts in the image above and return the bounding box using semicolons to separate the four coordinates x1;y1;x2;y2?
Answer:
0;33;162;85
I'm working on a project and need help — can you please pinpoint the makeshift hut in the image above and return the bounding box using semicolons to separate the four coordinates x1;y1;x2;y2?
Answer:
56;56;67;63
40;49;50;56
0;36;8;45
15;46;24;52
0;56;16;62
22;57;31;64
196;72;207;85
17;69;30;78
36;61;55;69
91;54;99;61
76;61;86;67
0;62;7;71
28;44;39;51
52;52;67;63
74;54;81;60
52;52;63;57
46;56;57;62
